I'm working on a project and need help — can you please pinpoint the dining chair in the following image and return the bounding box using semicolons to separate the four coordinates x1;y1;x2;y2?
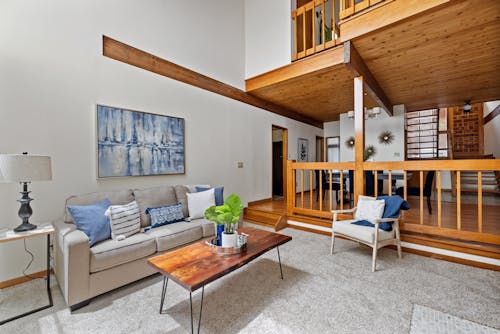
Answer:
396;171;435;214
315;170;340;201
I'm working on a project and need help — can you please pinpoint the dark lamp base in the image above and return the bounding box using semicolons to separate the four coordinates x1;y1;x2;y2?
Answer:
14;222;37;232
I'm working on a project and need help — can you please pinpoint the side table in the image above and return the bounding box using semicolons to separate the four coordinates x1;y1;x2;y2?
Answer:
0;224;54;325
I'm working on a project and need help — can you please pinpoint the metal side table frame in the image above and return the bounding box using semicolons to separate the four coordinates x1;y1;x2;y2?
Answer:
0;226;54;326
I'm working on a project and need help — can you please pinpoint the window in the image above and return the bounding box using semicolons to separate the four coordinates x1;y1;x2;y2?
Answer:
406;108;448;159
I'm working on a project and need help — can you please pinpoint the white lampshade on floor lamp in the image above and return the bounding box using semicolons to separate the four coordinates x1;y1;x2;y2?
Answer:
0;153;52;232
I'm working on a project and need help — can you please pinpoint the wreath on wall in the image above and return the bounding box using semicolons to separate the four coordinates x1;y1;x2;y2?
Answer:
378;130;394;145
345;136;355;149
365;145;377;161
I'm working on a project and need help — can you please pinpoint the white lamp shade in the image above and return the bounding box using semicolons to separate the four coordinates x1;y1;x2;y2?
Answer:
0;154;52;182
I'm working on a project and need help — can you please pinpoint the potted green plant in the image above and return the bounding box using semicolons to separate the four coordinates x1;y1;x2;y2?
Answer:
204;194;243;247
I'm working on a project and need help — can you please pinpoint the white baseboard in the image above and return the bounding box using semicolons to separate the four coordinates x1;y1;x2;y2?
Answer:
287;219;500;267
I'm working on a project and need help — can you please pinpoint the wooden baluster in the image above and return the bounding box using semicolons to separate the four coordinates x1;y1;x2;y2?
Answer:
388;170;392;196
309;170;313;210
301;169;304;208
322;2;326;46
457;171;461;230
478;171;482;233
302;9;306;55
311;5;315;53
332;0;337;41
292;12;297;60
319;169;323;211
374;170;378;197
340;170;344;209
403;170;407;200
329;169;333;211
437;171;442;228
420;170;424;225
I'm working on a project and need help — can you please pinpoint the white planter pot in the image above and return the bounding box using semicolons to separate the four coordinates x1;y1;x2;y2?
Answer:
221;232;237;248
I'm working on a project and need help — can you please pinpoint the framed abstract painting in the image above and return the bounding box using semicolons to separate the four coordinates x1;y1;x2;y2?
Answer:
96;105;185;178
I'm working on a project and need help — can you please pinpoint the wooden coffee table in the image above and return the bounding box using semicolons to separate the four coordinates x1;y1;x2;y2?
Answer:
147;226;292;334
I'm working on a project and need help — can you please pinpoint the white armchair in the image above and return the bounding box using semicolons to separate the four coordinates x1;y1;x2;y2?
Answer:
331;205;402;272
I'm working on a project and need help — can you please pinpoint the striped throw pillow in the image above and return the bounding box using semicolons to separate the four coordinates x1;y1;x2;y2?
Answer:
105;201;141;239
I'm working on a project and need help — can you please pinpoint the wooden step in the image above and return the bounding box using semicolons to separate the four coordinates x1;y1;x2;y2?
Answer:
243;207;287;231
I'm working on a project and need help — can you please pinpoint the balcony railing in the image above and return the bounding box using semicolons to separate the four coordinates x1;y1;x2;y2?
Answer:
339;0;388;20
291;0;341;61
286;159;500;246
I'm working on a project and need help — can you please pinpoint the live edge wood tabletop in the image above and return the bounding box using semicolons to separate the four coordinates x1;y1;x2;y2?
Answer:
147;227;292;292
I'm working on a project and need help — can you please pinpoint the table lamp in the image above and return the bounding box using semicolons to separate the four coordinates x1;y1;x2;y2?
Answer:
0;153;52;232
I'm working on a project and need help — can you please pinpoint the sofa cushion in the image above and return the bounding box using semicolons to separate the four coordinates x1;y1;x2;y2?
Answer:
67;199;111;247
146;221;203;252
333;220;394;244
105;201;141;239
174;185;190;218
90;233;156;273
133;186;177;227
64;190;134;223
191;218;216;237
187;188;215;219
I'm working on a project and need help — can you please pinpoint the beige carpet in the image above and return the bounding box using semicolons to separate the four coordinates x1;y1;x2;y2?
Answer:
1;223;499;333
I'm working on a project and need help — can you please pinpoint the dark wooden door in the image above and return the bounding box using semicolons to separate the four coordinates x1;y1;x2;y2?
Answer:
273;141;283;196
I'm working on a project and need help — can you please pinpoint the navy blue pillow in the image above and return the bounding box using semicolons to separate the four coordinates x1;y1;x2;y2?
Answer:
145;203;185;229
377;195;410;218
196;186;224;206
67;199;111;247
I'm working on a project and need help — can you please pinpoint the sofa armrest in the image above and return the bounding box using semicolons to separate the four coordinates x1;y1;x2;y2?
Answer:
53;219;91;307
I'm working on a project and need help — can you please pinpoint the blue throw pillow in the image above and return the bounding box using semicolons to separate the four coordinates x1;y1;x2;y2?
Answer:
377;195;410;218
67;199;111;247
145;203;185;229
196;186;224;206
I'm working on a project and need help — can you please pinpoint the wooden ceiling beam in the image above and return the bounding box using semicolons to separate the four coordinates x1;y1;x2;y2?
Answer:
344;41;393;116
245;46;345;92
102;36;323;129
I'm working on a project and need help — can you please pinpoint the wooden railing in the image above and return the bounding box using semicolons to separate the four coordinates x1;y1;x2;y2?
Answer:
291;0;341;61
287;159;500;245
339;0;387;20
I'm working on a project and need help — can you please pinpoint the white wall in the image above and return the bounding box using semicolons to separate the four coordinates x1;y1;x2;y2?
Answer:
338;107;405;162
324;121;340;138
245;0;291;78
484;100;500;158
0;0;322;282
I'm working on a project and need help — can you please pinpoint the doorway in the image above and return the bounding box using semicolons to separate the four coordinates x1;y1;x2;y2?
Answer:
272;125;288;199
316;136;325;162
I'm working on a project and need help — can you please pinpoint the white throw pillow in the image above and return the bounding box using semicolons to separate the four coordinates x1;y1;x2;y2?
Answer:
355;198;385;223
105;201;141;239
187;188;215;219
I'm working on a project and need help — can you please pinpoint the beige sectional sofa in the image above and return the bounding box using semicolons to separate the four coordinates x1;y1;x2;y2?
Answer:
53;185;216;311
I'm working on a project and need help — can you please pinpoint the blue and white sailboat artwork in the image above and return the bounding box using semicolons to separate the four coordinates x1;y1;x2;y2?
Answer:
97;105;185;177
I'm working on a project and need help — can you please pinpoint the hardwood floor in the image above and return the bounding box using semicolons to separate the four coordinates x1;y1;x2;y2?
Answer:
248;191;500;236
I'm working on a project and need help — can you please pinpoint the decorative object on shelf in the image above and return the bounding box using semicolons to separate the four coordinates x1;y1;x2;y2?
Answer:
345;136;355;149
204;194;243;248
365;145;377;161
96;104;185;178
0;153;52;232
297;138;309;162
378;130;394;145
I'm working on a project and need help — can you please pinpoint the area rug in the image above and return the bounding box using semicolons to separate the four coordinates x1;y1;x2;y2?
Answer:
1;223;499;333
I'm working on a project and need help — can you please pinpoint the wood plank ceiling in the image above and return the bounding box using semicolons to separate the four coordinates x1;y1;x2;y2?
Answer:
349;0;500;111
246;46;379;122
245;0;499;122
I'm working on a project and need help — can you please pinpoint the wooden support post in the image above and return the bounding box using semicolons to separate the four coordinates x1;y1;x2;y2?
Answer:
437;171;442;228
301;169;304;208
354;76;365;205
287;160;295;216
478;171;482;233
319;169;323;211
420;171;424;225
340;170;344;209
309;170;313;209
457;171;461;230
329;169;333;211
403;170;407;200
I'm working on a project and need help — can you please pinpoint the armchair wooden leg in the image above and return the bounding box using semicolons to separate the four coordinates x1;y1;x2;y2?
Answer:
330;232;335;254
394;220;402;259
372;247;377;272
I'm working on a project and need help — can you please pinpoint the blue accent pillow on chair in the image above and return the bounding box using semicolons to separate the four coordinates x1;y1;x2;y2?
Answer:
145;203;185;229
195;186;224;205
67;199;111;247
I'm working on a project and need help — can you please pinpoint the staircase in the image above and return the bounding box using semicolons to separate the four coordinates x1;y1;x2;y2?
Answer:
243;207;288;231
460;170;500;194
